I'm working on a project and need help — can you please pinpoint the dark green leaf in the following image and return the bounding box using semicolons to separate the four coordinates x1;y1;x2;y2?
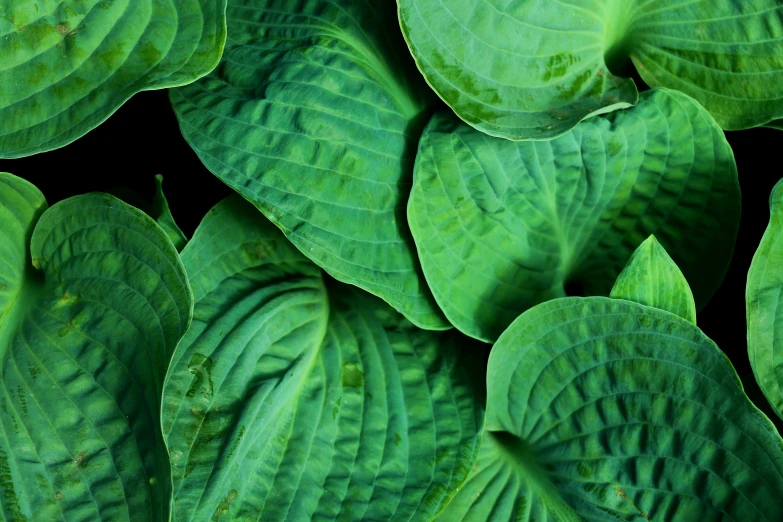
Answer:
398;0;783;139
0;1;227;158
747;178;783;420
0;173;193;521
439;297;783;521
161;196;484;521
170;0;449;329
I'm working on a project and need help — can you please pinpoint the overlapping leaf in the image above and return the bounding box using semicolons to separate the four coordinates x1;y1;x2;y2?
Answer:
438;294;783;520
161;196;484;521
170;0;449;330
0;0;227;158
398;0;783;140
747;179;783;421
0;173;193;521
408;88;739;342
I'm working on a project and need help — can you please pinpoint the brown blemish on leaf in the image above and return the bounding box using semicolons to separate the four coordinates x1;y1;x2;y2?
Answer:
211;489;238;521
54;23;80;38
58;293;79;306
614;486;650;520
74;452;88;468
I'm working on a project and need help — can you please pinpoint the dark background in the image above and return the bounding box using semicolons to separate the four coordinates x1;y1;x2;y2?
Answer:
1;87;781;430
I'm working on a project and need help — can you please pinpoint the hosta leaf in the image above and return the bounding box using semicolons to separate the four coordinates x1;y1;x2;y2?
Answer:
397;0;783;140
438;297;783;521
747;179;783;420
170;0;449;330
0;0;228;158
610;235;696;324
161;196;484;521
0;173;192;521
150;175;188;252
408;88;739;342
109;175;188;252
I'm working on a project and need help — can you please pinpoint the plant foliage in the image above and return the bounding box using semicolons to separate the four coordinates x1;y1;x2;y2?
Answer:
398;0;783;139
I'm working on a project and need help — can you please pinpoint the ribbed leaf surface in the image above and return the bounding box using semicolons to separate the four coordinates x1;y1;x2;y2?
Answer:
170;0;447;329
162;196;484;521
438;297;783;521
408;89;738;342
0;0;227;157
0;173;193;521
398;0;783;139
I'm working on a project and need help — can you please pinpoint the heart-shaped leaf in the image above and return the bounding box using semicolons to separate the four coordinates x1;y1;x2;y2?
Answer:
170;0;449;330
161;196;484;521
398;0;783;139
408;88;739;342
0;173;192;520
747;178;783;421
438;296;783;521
0;0;227;158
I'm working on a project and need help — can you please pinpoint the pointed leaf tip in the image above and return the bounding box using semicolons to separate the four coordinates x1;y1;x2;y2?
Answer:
151;174;188;252
610;236;697;324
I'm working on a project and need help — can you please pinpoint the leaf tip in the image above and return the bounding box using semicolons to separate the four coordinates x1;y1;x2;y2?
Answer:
610;235;697;324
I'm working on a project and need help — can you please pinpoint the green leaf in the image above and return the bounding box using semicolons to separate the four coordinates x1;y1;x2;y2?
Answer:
438;297;783;521
610;235;696;324
0;173;47;323
170;0;449;330
747;178;783;421
107;175;188;252
0;173;193;521
0;0;228;158
397;0;783;140
161;196;484;521
408;88;738;342
151;175;188;252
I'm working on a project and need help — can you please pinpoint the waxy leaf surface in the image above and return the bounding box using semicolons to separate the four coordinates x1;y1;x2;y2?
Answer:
171;0;448;329
0;173;192;521
408;89;739;342
747;179;783;420
438;297;783;521
398;0;783;139
0;0;227;158
161;196;484;521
